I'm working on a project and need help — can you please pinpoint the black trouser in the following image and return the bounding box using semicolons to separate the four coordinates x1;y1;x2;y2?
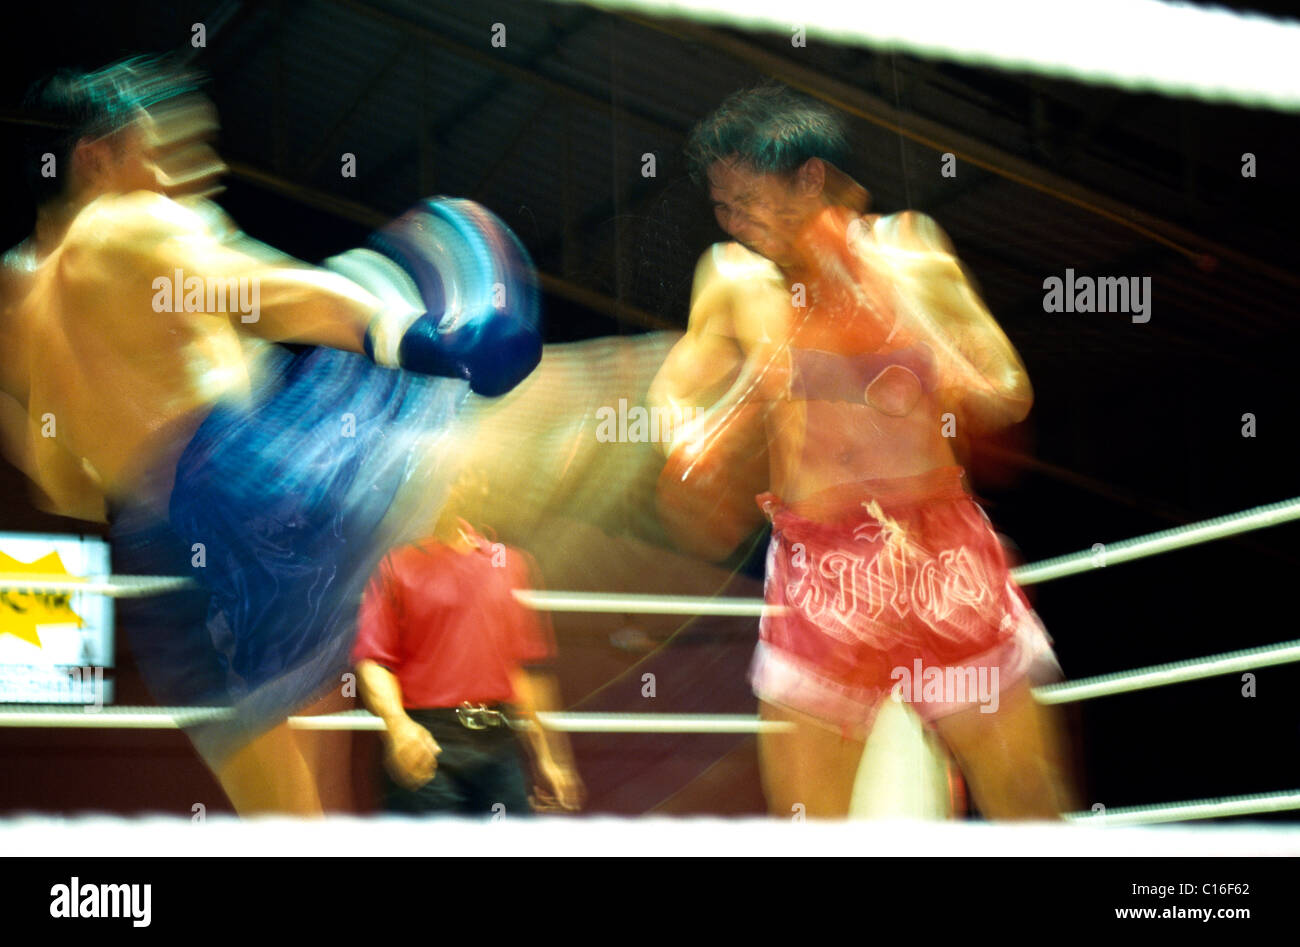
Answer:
382;708;533;817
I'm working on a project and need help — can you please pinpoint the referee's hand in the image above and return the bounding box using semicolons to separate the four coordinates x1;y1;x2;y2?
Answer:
384;717;441;789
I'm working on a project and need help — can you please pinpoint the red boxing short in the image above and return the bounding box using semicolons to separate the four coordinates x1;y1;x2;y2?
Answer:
751;466;1058;735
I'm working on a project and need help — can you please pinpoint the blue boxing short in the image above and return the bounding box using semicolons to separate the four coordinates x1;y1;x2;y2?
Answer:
113;344;465;765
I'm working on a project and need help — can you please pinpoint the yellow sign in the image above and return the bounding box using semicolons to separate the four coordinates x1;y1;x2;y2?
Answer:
0;551;85;648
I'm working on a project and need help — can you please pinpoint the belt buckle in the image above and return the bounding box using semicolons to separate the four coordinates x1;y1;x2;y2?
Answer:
457;702;510;730
456;702;490;730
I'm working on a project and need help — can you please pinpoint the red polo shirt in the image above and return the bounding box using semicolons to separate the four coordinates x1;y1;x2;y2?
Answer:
352;531;554;708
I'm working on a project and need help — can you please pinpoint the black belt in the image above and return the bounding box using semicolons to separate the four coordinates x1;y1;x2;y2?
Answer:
454;702;525;731
408;703;525;731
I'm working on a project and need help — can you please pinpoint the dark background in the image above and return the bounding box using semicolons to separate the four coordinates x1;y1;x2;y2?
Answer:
1;0;1299;819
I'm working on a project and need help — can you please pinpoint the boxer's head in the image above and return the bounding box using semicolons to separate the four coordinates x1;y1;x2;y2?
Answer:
686;85;857;267
23;56;225;209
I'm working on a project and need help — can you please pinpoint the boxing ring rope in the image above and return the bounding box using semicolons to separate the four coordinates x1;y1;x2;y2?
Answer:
5;494;1300;824
0;706;795;734
560;0;1300;112
2;813;1295;857
4;629;1297;728
3;704;1296;824
9;494;1300;602
519;591;773;617
1009;495;1300;586
0;573;194;598
1033;638;1300;705
1065;790;1300;827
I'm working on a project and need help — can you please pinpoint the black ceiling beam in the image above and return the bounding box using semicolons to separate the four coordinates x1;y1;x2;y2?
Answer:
426;7;601;143
327;0;685;142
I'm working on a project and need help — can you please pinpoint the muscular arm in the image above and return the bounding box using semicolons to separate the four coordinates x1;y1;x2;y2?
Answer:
648;244;790;447
647;245;748;446
648;245;782;560
871;212;1033;432
74;192;380;352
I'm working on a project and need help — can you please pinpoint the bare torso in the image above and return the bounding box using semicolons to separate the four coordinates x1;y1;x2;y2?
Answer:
725;213;960;503
0;197;256;503
649;203;1031;560
0;192;376;510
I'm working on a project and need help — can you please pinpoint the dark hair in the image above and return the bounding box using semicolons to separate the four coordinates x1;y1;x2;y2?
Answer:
684;84;849;187
22;55;204;206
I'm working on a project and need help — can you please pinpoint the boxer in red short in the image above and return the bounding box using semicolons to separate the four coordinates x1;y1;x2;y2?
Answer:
755;468;1055;732
651;85;1078;819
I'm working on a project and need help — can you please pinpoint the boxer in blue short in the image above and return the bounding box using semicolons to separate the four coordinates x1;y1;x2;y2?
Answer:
1;57;543;813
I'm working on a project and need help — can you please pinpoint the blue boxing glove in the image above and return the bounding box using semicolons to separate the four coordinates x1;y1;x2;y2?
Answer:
327;198;542;397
